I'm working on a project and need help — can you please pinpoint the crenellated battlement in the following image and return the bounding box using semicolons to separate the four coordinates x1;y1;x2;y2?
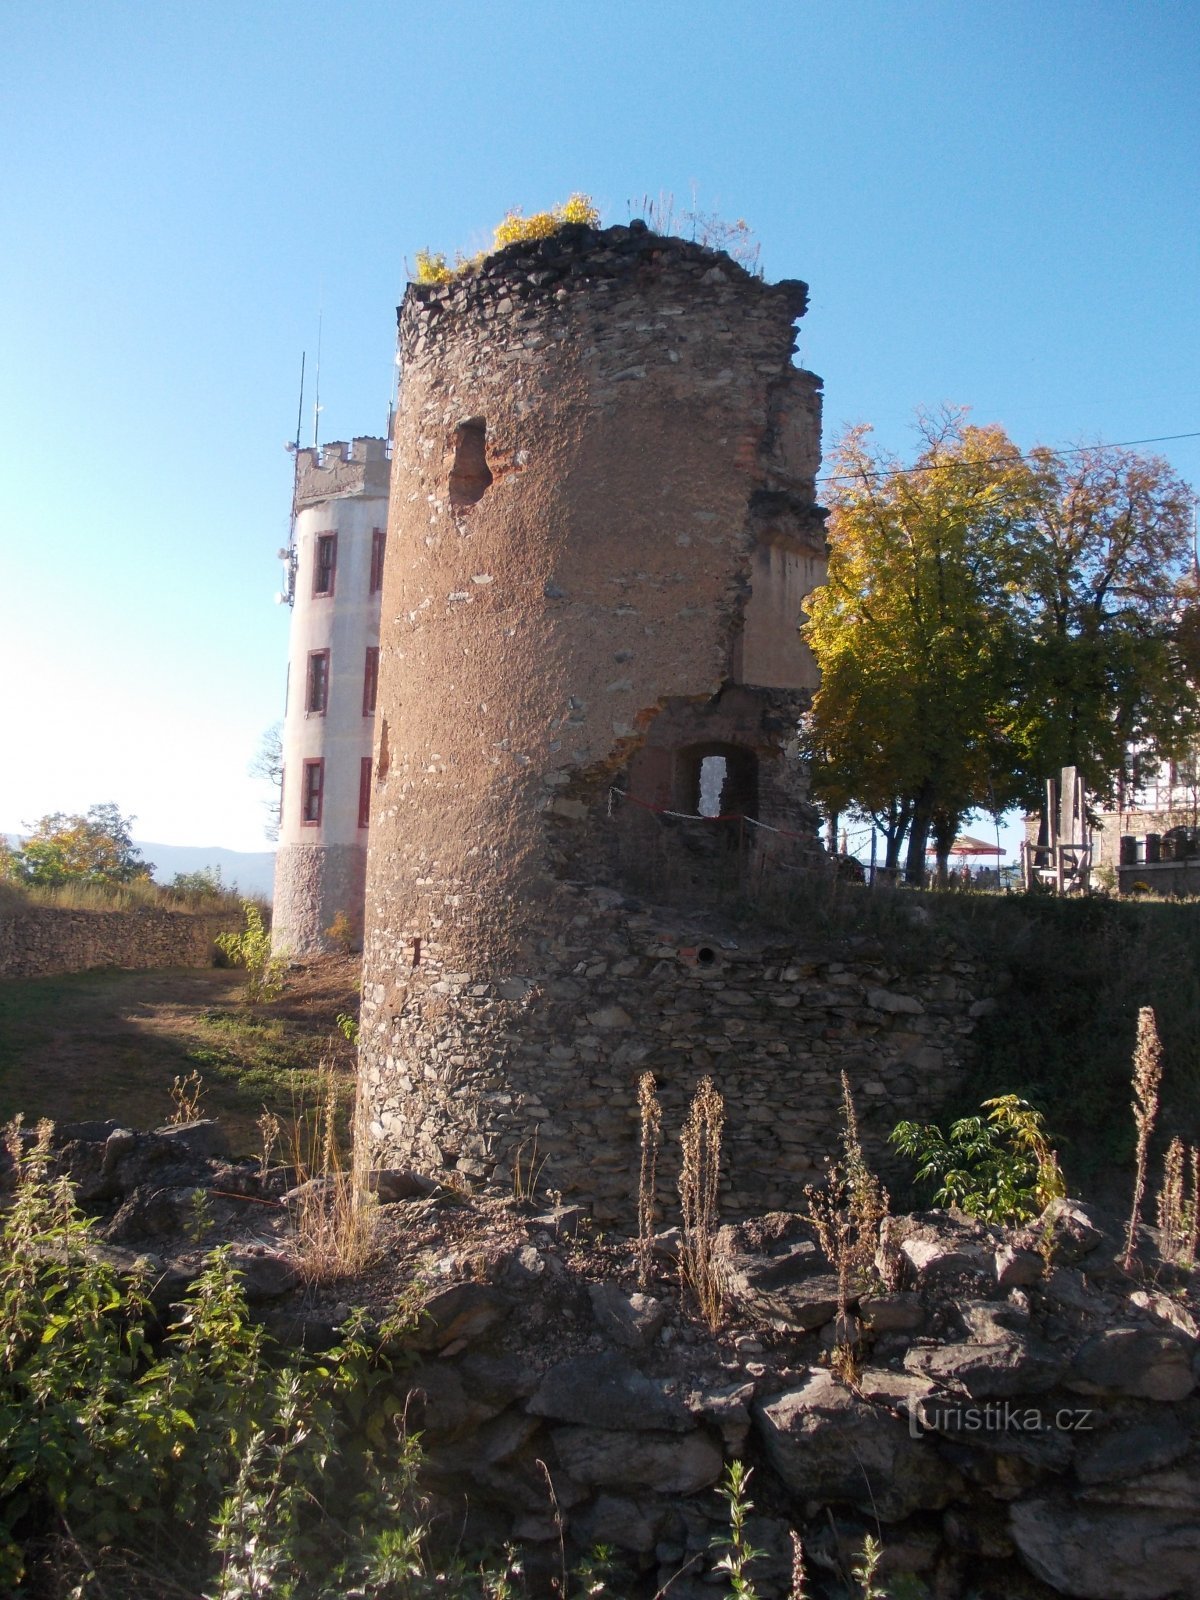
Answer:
293;436;391;508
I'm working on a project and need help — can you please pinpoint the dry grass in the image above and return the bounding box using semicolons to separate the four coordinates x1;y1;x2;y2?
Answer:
1124;1005;1165;1270
678;1076;725;1329
168;1069;204;1125
636;1071;663;1288
288;1060;379;1285
0;876;239;914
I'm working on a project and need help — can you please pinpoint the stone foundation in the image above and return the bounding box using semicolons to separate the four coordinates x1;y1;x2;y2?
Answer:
362;884;989;1222
272;842;366;955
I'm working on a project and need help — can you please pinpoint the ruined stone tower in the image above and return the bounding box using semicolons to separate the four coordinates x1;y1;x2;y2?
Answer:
273;437;390;954
360;221;833;1216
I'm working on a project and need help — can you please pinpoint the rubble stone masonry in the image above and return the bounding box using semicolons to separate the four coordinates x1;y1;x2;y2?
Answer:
359;223;977;1215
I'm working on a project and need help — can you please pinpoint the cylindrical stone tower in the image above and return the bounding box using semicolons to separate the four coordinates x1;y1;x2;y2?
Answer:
273;437;390;954
361;222;828;1216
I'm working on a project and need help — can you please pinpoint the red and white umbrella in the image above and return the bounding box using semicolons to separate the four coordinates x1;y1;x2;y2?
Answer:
925;834;1006;857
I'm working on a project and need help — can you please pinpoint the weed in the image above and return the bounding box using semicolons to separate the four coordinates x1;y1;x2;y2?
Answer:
807;1075;889;1380
851;1535;887;1600
679;1076;726;1329
890;1094;1064;1225
336;1009;360;1044
512;1127;548;1204
215;901;287;1004
256;1108;282;1178
325;909;355;953
788;1531;809;1600
169;1067;205;1124
0;1119;417;1595
1156;1136;1199;1268
1124;1005;1165;1270
712;1461;765;1598
637;1070;663;1288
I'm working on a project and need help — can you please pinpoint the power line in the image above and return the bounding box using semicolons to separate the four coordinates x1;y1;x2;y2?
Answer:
816;430;1200;488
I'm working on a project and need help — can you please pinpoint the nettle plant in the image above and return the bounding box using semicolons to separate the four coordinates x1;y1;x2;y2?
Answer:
890;1094;1066;1226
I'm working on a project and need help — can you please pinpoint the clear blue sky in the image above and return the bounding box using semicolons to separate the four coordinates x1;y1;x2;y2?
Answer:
2;0;1197;854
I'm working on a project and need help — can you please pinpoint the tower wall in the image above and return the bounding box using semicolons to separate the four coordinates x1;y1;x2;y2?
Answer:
273;438;388;955
360;224;839;1214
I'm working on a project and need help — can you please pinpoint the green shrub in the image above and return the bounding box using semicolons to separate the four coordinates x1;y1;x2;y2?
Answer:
890;1094;1066;1225
0;1118;428;1596
215;900;287;1003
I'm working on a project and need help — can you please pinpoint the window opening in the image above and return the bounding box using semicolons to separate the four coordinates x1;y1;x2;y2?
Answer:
358;757;372;829
698;755;728;817
363;646;379;716
301;759;324;825
369;527;386;594
313;533;337;596
306;650;330;715
448;418;493;507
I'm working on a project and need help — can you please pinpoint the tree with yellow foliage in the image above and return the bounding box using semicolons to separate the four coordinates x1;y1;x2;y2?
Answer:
803;412;1030;884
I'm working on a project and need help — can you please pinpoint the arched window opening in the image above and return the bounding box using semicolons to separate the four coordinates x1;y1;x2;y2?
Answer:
448;418;493;507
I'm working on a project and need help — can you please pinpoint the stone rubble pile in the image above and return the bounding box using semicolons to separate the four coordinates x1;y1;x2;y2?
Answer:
10;1121;1199;1600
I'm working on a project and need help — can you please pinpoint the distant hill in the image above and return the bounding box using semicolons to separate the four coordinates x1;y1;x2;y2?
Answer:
3;836;276;901
137;843;276;900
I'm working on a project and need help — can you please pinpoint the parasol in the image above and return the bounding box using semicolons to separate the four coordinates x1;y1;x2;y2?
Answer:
925;835;1006;857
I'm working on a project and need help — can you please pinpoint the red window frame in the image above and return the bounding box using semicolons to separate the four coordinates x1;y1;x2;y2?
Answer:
313;533;337;597
301;759;324;826
306;649;330;715
363;646;379;716
369;527;386;594
358;756;372;829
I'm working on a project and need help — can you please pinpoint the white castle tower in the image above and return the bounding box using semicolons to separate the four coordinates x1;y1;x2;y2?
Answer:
272;436;390;954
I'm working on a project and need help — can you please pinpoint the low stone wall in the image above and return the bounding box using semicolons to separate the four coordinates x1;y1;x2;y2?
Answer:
362;884;993;1223
0;904;242;980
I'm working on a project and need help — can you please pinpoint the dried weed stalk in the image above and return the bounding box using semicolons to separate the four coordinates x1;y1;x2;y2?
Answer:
1156;1135;1199;1268
289;1059;378;1284
168;1069;204;1125
806;1073;890;1382
637;1071;663;1288
1123;1005;1164;1271
678;1075;725;1329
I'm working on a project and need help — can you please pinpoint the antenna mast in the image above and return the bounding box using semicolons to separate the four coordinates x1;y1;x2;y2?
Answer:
312;305;323;450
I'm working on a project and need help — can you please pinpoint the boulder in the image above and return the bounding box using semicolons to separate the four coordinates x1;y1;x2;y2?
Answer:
754;1369;957;1521
1010;1494;1200;1598
1038;1199;1106;1264
904;1336;1068;1398
551;1425;723;1494
411;1282;511;1353
528;1352;692;1432
1075;1417;1191;1485
994;1243;1045;1287
587;1282;667;1349
860;1291;925;1333
1068;1329;1195;1401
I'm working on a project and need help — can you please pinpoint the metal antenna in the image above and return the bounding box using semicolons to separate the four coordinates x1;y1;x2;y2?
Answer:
294;351;306;452
312;306;323;450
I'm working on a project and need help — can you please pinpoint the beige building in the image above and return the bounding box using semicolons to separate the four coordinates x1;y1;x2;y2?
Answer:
272;437;390;953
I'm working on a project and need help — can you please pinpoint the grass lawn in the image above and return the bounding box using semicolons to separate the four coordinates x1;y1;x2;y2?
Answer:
0;959;361;1158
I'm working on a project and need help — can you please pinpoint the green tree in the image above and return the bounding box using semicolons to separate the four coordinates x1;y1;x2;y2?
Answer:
1009;443;1198;807
804;412;1031;884
12;803;154;886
